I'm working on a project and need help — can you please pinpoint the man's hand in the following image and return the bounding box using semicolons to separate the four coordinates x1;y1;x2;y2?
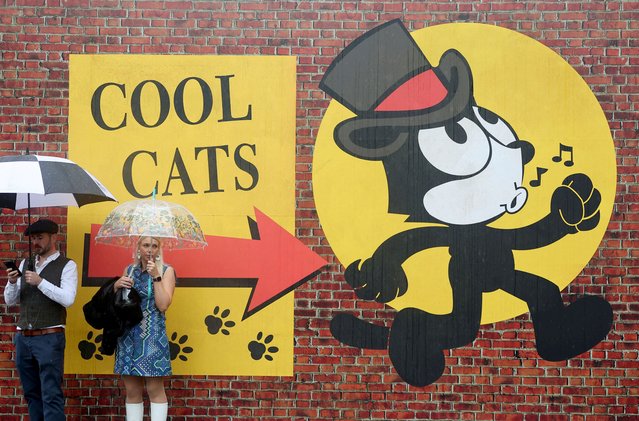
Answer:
23;270;43;286
551;173;601;232
5;268;19;284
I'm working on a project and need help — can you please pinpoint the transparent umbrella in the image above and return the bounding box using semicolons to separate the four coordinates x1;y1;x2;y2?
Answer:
95;198;207;301
95;198;207;250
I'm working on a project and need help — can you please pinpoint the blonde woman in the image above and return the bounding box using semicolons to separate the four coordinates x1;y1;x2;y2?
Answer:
113;236;176;421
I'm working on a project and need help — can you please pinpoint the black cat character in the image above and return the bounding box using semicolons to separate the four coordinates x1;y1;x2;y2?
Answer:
320;20;613;387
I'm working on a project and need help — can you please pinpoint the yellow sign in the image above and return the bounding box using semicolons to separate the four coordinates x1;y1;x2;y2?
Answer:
67;55;296;376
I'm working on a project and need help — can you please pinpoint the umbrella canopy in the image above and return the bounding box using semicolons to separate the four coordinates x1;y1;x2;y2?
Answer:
0;154;116;209
95;199;207;250
0;153;117;269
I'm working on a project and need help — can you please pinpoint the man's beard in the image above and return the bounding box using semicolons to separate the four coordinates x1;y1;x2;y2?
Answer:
35;245;50;256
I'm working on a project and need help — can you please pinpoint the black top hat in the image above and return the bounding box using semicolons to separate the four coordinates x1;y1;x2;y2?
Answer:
320;19;474;160
25;219;59;236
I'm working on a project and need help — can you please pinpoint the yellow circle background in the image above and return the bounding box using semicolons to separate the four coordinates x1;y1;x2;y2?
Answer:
313;23;616;324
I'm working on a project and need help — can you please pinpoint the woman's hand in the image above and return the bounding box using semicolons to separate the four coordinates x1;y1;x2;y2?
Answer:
114;276;133;291
146;259;161;279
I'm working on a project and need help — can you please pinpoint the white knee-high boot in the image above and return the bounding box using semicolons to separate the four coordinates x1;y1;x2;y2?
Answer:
150;402;168;421
125;402;144;421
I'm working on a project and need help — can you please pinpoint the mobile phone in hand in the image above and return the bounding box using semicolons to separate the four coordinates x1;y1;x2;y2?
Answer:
4;260;22;276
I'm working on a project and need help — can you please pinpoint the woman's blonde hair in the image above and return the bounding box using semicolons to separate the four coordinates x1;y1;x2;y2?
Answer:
133;236;165;275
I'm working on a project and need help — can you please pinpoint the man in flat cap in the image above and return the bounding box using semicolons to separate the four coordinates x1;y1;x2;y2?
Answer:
4;218;78;421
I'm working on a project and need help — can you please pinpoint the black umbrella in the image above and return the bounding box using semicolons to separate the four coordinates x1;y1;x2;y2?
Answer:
0;152;116;269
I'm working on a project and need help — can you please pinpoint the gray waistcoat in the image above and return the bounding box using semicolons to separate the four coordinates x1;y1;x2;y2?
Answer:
18;255;70;330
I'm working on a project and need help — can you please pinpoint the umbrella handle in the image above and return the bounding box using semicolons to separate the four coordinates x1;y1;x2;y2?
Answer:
27;193;34;271
25;150;32;269
121;265;136;300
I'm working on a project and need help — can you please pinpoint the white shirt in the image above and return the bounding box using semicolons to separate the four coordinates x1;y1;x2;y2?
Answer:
3;251;78;329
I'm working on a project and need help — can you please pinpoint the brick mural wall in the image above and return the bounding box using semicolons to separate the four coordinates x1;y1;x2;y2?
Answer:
1;0;638;419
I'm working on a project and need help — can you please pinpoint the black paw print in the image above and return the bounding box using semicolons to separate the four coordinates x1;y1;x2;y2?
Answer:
78;331;104;361
204;306;236;335
169;332;193;361
248;332;279;361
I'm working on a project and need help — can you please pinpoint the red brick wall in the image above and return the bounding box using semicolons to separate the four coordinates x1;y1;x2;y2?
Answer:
1;1;638;419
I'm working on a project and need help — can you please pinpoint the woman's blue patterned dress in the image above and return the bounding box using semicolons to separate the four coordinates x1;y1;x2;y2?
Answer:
114;264;172;376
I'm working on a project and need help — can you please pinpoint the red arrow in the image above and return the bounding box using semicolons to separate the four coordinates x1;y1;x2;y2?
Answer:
84;208;327;320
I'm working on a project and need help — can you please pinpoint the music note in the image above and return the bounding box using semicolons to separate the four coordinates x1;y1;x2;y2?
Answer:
552;143;574;167
529;167;548;187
